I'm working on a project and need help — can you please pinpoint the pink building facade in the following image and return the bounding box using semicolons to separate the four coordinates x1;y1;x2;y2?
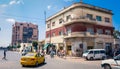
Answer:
12;22;39;46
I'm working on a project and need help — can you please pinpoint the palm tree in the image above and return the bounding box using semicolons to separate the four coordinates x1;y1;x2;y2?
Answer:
113;30;120;39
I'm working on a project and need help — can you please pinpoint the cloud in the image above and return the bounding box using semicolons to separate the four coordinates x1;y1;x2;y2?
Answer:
0;0;24;8
47;5;52;10
6;18;16;24
64;0;73;2
9;0;24;5
9;0;16;5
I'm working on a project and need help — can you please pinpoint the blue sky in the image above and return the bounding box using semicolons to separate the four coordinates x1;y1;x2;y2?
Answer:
0;0;120;47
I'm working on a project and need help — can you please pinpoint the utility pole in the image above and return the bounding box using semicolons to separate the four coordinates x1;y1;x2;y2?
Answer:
44;11;46;24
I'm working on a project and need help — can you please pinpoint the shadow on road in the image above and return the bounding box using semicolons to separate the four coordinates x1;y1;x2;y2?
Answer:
22;62;47;68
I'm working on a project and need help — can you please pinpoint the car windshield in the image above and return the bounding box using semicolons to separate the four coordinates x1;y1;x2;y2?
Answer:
114;54;120;59
84;50;89;53
25;53;35;57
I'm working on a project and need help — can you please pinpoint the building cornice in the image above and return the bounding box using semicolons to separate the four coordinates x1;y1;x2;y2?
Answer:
47;2;113;22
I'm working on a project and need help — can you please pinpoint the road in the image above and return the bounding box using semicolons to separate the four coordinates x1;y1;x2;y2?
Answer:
0;51;102;69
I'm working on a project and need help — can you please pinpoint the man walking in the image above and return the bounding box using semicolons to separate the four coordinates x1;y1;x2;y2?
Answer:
2;49;7;60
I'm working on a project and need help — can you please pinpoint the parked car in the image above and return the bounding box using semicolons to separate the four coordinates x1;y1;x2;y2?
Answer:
21;49;29;56
83;49;106;60
20;52;45;67
101;54;120;69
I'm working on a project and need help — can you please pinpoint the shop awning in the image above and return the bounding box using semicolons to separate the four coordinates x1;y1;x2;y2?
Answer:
43;44;49;50
43;43;54;50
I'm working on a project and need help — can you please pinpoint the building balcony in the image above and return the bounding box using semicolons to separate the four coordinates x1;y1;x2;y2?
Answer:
95;33;113;39
64;32;96;38
63;32;113;39
63;16;97;26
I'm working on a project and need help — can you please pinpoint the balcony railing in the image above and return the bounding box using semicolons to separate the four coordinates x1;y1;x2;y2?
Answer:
64;32;113;38
96;33;113;38
63;16;97;26
64;32;96;38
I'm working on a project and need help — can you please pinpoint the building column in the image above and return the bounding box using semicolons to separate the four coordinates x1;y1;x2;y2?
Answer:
63;39;67;56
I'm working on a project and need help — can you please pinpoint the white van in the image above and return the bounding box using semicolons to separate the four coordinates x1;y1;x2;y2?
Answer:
83;49;106;60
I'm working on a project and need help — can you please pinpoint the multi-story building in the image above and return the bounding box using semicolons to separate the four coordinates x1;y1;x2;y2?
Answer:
12;22;39;46
45;2;114;56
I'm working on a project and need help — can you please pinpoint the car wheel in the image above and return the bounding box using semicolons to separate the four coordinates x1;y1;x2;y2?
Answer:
90;57;94;60
35;62;39;66
104;65;111;69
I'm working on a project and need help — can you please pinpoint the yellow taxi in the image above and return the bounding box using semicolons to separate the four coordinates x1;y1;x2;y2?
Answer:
20;52;45;67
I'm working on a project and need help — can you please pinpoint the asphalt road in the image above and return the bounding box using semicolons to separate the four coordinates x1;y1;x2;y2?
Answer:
0;51;102;69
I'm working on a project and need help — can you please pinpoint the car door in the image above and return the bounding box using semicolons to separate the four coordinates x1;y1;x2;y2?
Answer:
40;54;44;63
94;51;100;59
38;53;42;64
100;50;106;59
88;51;94;59
36;53;41;64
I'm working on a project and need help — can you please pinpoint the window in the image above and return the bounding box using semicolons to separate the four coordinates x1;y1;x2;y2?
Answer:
97;29;103;34
105;17;110;23
100;50;105;54
114;54;120;60
87;28;94;34
94;51;99;54
47;34;50;38
59;31;63;35
96;16;102;21
47;24;50;28
89;51;93;54
105;30;111;35
66;15;71;21
66;28;71;35
87;14;93;20
52;22;55;26
52;32;55;37
59;18;63;24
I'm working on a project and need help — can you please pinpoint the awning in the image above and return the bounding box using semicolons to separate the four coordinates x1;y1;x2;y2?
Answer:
43;43;54;50
43;44;49;50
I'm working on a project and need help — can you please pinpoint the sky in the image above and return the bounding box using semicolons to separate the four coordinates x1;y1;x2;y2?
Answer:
0;0;120;47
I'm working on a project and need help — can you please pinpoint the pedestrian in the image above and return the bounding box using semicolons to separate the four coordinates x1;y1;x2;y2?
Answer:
50;49;55;58
2;49;7;60
57;49;60;57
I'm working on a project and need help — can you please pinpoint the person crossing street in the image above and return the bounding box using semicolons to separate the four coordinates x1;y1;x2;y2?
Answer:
2;49;7;60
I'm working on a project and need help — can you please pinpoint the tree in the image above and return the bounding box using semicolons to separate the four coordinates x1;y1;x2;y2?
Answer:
113;30;120;39
32;41;38;52
7;46;13;50
17;44;21;48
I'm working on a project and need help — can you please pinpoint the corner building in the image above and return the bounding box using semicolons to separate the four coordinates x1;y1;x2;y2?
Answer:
45;2;114;56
